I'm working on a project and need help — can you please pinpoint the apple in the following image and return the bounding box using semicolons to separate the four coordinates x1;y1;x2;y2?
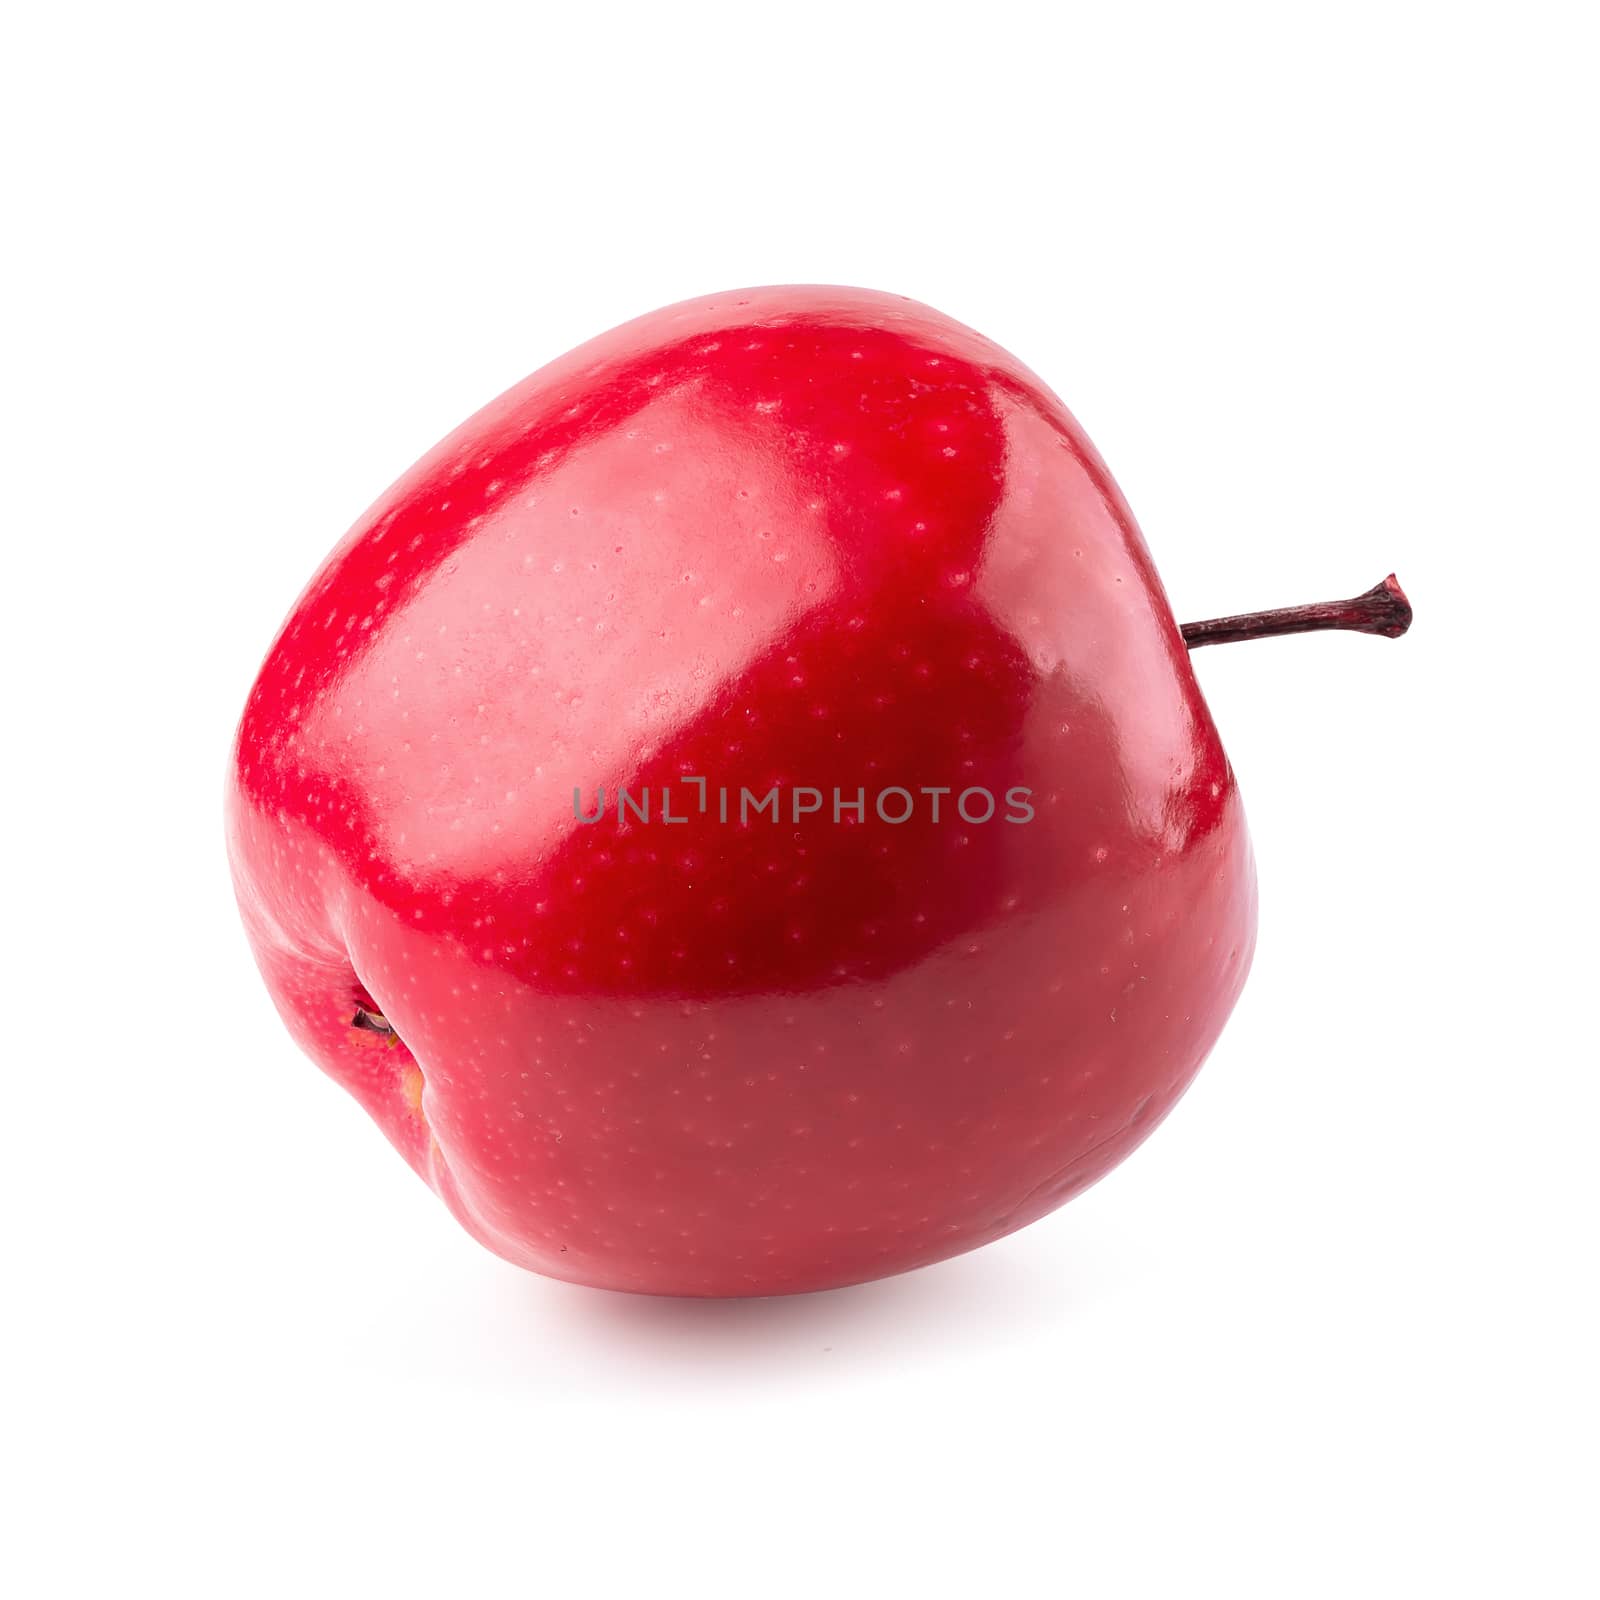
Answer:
226;286;1409;1296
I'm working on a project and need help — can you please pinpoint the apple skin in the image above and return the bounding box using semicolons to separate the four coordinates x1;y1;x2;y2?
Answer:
227;286;1256;1296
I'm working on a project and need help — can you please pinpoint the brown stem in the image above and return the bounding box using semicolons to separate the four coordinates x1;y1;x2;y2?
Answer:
351;1005;393;1034
1181;574;1412;649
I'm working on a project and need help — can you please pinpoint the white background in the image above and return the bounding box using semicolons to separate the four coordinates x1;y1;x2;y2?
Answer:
4;4;1596;1595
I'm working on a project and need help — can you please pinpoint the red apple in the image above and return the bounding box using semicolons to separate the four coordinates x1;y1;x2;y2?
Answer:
226;286;1408;1296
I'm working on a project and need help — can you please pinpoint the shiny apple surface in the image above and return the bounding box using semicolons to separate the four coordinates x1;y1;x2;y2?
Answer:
227;286;1255;1295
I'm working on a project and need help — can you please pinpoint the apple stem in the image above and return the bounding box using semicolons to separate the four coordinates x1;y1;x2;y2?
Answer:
352;1005;393;1035
1180;573;1412;650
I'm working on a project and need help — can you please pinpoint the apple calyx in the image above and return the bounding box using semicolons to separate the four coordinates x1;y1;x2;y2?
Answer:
1180;573;1412;649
